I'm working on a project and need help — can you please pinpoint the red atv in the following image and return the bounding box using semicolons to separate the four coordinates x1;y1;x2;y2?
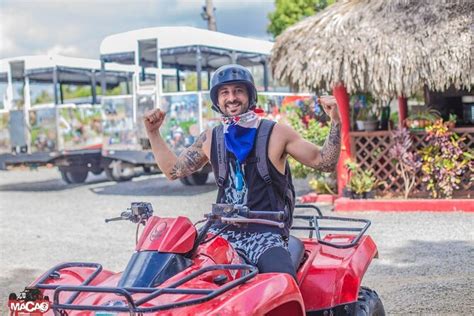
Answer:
29;202;385;315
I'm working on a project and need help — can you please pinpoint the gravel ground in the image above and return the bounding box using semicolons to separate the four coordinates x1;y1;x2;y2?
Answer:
1;168;473;315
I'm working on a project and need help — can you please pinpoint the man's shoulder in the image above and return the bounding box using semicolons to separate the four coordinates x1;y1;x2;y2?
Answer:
266;120;292;137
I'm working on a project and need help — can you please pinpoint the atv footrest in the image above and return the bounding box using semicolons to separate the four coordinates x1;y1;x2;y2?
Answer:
36;263;257;314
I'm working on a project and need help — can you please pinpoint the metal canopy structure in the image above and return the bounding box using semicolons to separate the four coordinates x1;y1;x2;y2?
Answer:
0;55;134;86
99;26;274;102
0;55;179;109
100;26;273;71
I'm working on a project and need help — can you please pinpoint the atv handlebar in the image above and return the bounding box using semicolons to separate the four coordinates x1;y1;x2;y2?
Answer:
105;202;153;224
104;213;129;223
187;204;287;258
221;216;285;228
208;204;286;228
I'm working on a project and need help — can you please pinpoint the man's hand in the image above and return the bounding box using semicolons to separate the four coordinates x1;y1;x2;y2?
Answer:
144;109;166;136
318;95;340;123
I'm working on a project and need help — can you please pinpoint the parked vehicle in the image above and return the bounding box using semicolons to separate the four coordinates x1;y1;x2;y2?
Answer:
29;202;384;315
0;55;177;183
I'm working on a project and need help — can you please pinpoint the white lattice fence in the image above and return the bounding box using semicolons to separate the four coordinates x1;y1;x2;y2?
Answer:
350;127;473;197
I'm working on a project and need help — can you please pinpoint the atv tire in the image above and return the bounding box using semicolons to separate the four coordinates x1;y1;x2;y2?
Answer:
354;287;385;316
190;172;209;185
60;168;88;184
179;172;208;185
180;177;192;185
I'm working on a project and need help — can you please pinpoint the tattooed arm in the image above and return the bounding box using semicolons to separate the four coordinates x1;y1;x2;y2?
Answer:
278;96;341;172
312;121;341;172
148;129;211;180
280;121;341;172
144;108;211;180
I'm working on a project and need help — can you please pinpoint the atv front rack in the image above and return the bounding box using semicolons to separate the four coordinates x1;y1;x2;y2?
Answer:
291;204;371;249
34;263;257;314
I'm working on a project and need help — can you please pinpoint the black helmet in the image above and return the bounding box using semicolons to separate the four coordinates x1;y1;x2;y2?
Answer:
210;64;257;113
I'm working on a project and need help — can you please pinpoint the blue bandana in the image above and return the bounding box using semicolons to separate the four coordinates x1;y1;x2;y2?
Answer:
222;111;260;163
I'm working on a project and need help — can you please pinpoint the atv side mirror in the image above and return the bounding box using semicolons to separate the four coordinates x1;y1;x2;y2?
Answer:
130;202;154;221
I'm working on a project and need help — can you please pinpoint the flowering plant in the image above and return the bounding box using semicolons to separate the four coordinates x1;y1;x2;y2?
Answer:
388;128;422;198
418;121;472;198
345;160;378;196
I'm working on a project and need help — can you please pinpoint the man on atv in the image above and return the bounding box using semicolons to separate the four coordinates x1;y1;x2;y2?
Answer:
144;64;340;279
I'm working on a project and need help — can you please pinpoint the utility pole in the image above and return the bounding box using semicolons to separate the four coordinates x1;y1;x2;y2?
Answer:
201;0;217;31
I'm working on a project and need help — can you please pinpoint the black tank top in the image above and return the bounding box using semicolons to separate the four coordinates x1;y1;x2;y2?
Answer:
210;121;292;236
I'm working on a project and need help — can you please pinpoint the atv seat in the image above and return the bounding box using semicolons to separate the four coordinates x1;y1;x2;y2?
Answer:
288;235;305;270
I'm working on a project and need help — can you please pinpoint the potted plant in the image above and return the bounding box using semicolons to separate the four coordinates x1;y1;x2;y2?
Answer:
405;107;441;130
344;160;378;199
309;174;336;195
446;113;457;129
303;173;337;203
355;107;379;131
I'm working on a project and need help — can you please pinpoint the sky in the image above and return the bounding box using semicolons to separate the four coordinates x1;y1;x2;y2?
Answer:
0;0;276;60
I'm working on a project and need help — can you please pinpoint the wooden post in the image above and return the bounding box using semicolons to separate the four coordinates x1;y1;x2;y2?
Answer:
332;83;351;196
398;97;408;128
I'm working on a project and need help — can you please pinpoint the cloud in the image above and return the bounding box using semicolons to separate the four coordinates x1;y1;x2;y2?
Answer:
41;44;80;56
0;11;18;56
0;0;275;59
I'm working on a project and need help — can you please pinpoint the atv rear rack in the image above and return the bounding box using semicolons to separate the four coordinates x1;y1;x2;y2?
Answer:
291;204;371;249
34;263;257;314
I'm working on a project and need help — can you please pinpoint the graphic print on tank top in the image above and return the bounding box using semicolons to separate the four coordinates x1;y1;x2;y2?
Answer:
223;161;248;205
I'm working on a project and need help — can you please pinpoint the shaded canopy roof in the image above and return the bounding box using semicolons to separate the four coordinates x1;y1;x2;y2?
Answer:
100;26;273;70
271;0;473;98
0;55;178;85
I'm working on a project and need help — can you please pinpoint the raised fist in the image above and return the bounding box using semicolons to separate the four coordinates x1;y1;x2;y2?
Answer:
144;109;166;135
318;95;340;122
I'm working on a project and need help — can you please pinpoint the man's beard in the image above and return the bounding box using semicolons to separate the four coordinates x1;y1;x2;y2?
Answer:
224;101;248;117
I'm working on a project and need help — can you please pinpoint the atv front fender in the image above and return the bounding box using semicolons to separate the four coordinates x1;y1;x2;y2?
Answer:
175;272;305;316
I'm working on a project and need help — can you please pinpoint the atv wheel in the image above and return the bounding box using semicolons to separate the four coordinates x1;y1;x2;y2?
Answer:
60;168;88;184
354;287;385;316
190;172;209;185
180;176;192;185
179;172;208;186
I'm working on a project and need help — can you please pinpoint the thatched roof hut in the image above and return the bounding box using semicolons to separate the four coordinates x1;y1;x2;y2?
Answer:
271;0;473;99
